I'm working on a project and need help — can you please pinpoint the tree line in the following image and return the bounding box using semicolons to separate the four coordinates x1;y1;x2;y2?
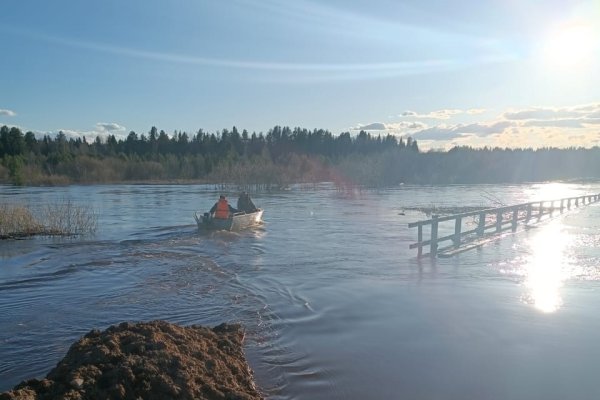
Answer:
1;124;599;186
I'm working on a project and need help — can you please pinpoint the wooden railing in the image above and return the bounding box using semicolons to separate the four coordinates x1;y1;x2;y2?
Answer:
409;194;600;258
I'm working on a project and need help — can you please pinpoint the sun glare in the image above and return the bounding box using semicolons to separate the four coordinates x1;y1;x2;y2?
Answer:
542;23;596;70
527;182;578;203
524;221;572;313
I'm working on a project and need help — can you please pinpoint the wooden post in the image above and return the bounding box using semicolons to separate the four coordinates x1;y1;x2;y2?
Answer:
560;199;564;213
477;212;486;236
526;203;532;222
430;215;439;257
550;201;554;216
454;217;462;248
575;197;579;207
567;198;571;210
538;201;543;221
511;208;518;231
496;211;503;232
417;224;423;257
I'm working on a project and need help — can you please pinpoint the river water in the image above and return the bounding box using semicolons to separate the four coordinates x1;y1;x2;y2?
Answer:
1;182;600;399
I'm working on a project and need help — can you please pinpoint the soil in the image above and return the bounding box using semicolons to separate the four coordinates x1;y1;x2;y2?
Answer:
0;321;263;400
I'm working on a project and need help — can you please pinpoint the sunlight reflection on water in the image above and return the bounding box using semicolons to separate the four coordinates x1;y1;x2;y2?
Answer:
522;221;572;313
525;182;583;202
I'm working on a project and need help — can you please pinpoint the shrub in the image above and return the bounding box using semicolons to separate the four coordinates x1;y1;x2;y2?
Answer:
0;200;97;239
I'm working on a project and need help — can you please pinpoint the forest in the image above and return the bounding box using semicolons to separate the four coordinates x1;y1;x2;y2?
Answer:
1;124;599;187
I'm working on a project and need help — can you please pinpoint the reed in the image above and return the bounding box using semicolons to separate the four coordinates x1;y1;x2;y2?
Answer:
41;200;98;236
0;200;97;239
0;204;42;238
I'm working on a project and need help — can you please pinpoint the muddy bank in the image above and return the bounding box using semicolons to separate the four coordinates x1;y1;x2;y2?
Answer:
1;321;262;400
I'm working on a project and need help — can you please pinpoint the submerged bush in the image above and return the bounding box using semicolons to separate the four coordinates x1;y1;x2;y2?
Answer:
0;200;97;239
41;200;98;236
0;205;42;238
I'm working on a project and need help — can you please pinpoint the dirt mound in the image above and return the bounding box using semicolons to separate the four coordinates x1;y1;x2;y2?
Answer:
1;321;263;400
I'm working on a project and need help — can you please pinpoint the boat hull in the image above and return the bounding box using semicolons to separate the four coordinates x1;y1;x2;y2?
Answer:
194;209;264;231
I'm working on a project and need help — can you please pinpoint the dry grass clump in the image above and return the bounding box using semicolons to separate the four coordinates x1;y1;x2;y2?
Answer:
41;200;97;236
0;201;97;239
0;205;42;238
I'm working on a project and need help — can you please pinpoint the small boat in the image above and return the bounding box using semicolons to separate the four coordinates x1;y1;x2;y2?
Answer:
194;209;264;231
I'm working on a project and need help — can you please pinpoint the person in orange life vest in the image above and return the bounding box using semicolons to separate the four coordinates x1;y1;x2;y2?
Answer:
210;195;238;219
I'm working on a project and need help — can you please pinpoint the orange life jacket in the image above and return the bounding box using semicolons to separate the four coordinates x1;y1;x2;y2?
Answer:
215;198;230;219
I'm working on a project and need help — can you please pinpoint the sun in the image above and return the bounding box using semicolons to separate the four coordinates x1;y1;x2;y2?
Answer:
542;23;596;70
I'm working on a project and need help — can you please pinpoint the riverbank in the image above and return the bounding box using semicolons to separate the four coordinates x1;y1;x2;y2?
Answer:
0;321;262;400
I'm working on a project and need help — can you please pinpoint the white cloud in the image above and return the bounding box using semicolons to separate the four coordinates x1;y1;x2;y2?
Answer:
0;109;16;117
399;109;463;119
32;122;129;141
356;122;387;131
588;111;600;118
353;121;427;132
503;104;600;121
504;108;578;120
96;122;126;132
413;121;512;140
428;109;463;119
393;103;600;150
466;108;486;115
387;121;428;130
58;129;88;140
410;125;457;141
523;119;586;128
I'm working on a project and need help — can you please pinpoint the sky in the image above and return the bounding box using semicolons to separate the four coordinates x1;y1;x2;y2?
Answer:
1;0;599;150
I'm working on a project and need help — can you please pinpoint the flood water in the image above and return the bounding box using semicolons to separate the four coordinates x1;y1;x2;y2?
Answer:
1;182;600;399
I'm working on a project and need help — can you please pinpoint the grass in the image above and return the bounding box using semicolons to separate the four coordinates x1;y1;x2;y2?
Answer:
0;200;97;239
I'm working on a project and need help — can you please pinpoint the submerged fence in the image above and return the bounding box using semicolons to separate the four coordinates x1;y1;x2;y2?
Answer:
409;193;600;258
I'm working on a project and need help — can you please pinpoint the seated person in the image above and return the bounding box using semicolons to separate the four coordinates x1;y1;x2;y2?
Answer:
237;192;258;213
210;195;238;219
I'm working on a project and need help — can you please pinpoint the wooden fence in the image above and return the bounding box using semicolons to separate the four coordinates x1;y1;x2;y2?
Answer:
409;193;600;258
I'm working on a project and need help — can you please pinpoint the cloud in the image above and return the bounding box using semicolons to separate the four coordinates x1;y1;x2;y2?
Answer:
411;125;460;141
31;122;129;141
384;103;600;150
501;105;600;132
388;121;428;130
58;129;88;140
504;108;579;120
427;109;463;119
413;121;512;140
399;109;463;119
8;28;508;83
96;122;126;132
0;109;16;117
462;121;513;135
354;121;427;132
523;119;586;128
466;108;486;115
356;122;387;131
503;104;600;121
